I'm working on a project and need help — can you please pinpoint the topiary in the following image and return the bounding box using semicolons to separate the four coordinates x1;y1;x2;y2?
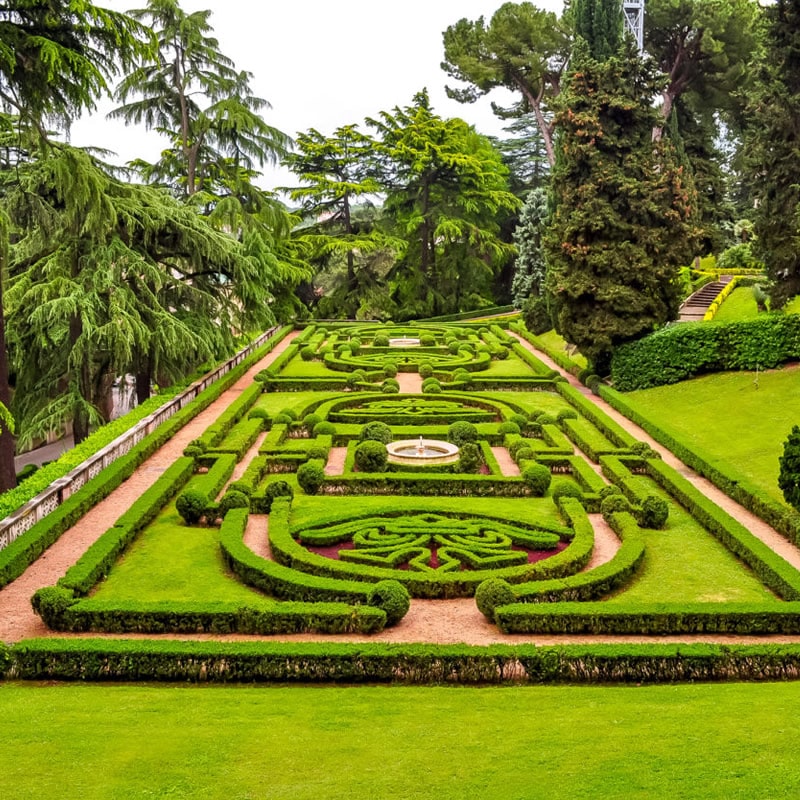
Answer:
373;333;390;348
448;421;478;447
510;413;528;429
303;413;322;432
475;577;516;620
551;481;585;505
247;408;271;424
536;413;556;425
182;445;204;459
300;346;315;361
598;484;624;499
359;421;393;445
349;337;362;355
219;489;249;517
313;421;336;437
382;383;400;394
368;580;410;626
422;380;442;394
183;438;207;456
638;495;669;529
498;421;521;436
176;489;208;525
228;480;253;497
601;494;632;520
273;412;294;426
265;480;294;506
779;425;800;512
522;462;551;496
457;441;482;473
448;340;461;355
354;439;388;472
306;444;330;461
419;334;436;347
556;408;578;422
278;407;298;421
418;361;434;379
515;446;535;464
297;460;326;494
631;441;661;459
383;362;398;378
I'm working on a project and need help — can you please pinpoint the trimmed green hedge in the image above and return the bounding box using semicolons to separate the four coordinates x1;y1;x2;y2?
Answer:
611;314;800;391
13;639;800;684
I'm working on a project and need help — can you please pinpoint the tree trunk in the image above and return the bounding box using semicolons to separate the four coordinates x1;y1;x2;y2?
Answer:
0;272;16;491
135;352;152;406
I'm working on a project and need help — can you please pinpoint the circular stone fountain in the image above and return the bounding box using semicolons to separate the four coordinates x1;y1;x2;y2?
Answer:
386;436;460;466
388;337;420;347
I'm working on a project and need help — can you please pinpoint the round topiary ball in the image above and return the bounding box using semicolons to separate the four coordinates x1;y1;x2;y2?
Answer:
599;484;624;499
522;462;552;496
303;413;322;432
313;421;336;437
176;489;208;525
601;494;632;520
475;577;516;620
448;421;478;447
457;441;482;473
297;460;326;494
354;439;388;472
419;362;434;379
419;334;436;347
368;580;410;626
359;421;393;445
219;489;249;516
638;495;669;529
551;481;585;505
383;362;398;378
498;421;521;436
373;333;390;348
423;380;442;394
300;346;315;361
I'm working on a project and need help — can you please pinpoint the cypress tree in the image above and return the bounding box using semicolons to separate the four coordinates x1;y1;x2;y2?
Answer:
744;0;800;308
573;0;623;61
544;40;701;374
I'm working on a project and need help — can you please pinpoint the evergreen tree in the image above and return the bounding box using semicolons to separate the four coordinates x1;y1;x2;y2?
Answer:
544;41;701;374
779;425;800;512
743;0;800;308
511;187;549;307
573;0;623;61
368;91;519;319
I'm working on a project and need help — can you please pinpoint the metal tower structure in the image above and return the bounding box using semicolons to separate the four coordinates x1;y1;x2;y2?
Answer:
623;0;645;54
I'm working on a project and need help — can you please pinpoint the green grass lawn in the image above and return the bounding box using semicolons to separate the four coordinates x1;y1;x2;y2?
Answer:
626;367;799;502
713;286;760;322
536;329;589;369
2;682;800;799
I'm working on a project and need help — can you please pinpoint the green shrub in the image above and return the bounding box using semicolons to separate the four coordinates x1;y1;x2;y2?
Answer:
638;495;670;529
510;413;528;429
349;337;362;355
521;295;552;335
515;447;535;464
219;489;249;517
601;494;632;520
457;442;482;473
247;408;271;423
303;413;322;432
423;380;442;394
779;426;800;512
367;580;410;626
419;362;434;379
382;383;400;394
475;577;516;620
448;421;478;447
359;421;393;445
183;438;207;457
273;413;294;426
551;481;585;504
498;421;521;436
313;421;336;437
227;480;253;497
306;444;330;461
354;440;388;473
264;480;295;508
297;460;326;494
599;484;624;499
522;463;551;496
278;407;298;421
300;346;315;361
448;341;461;355
420;334;436;347
383;362;398;378
373;333;390;348
536;414;556;425
556;409;578;422
176;489;208;525
631;441;660;459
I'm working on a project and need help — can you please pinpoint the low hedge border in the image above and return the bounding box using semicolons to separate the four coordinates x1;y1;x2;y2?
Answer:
0;326;293;589
491;601;800;635
509;322;584;377
599;385;800;546
14;639;800;684
196;383;263;451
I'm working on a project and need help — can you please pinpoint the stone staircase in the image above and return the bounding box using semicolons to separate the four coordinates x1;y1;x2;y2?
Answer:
678;275;733;322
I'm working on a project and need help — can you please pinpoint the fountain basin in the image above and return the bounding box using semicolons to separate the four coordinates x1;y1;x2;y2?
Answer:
386;438;460;466
389;337;420;347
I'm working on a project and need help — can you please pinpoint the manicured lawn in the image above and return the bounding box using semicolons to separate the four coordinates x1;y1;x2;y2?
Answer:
1;682;800;799
713;286;760;322
626;367;799;502
537;329;588;369
279;359;341;377
605;481;776;603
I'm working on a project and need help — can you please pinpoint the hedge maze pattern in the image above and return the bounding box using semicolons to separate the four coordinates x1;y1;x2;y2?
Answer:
29;321;800;639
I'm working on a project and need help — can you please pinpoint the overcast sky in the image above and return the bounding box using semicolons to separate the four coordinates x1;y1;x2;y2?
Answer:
69;0;564;190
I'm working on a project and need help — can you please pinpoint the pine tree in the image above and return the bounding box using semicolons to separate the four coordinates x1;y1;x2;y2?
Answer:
511;188;549;307
744;0;800;308
544;41;701;374
779;425;800;512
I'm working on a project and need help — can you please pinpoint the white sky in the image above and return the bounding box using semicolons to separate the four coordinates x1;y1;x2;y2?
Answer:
69;0;564;191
